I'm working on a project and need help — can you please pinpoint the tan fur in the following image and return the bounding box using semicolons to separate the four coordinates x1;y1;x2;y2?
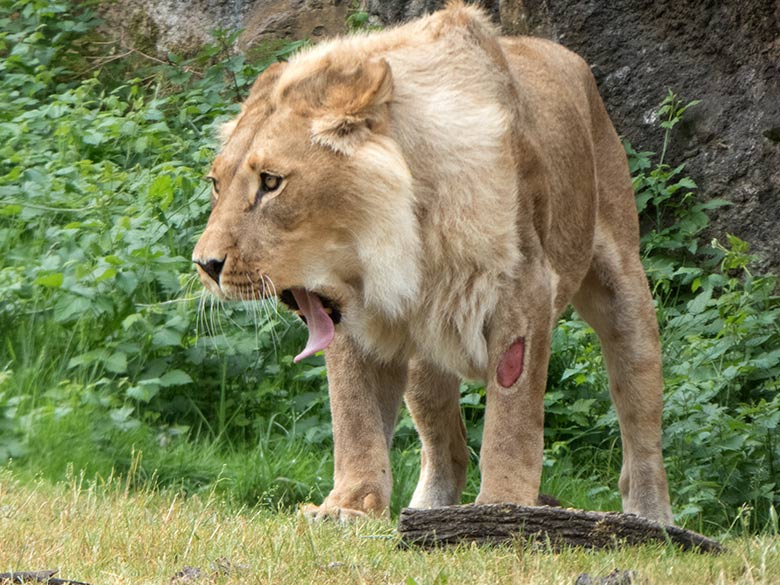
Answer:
193;2;673;524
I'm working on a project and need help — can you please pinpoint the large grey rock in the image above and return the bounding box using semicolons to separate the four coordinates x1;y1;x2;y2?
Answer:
520;0;780;275
99;0;349;56
239;0;350;50
365;0;498;23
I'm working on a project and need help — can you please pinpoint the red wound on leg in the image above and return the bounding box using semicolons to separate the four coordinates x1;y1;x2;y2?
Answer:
497;337;525;388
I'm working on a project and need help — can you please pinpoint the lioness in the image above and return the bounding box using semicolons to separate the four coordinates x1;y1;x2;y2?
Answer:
193;2;673;524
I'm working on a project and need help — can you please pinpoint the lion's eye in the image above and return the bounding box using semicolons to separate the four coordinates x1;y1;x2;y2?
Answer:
257;172;283;203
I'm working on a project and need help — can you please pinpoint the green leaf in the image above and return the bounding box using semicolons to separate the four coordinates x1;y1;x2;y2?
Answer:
687;287;713;315
122;313;146;330
127;383;160;403
95;267;117;282
153;328;182;348
104;351;128;374
68;349;108;369
569;398;596;413
33;272;64;288
104;255;124;265
0;204;23;216
110;406;136;422
82;128;106;145
148;174;173;205
158;369;193;387
53;295;91;323
635;191;653;213
698;198;731;210
460;393;482;406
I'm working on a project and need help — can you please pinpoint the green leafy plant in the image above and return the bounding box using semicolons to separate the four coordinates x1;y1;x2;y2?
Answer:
0;0;326;478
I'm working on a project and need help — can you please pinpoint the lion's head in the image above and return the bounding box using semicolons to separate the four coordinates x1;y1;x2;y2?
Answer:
193;53;421;361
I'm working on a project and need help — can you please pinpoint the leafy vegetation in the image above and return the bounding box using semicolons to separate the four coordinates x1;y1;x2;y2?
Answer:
0;0;777;535
0;0;322;505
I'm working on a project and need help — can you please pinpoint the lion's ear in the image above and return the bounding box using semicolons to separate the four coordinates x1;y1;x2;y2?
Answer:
311;58;393;155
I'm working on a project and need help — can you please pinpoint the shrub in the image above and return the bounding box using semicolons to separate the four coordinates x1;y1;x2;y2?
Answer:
0;0;326;469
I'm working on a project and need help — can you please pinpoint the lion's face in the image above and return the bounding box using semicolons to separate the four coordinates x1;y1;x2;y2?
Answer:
193;57;422;360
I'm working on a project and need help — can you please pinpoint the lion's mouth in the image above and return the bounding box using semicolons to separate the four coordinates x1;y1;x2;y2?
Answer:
280;288;342;363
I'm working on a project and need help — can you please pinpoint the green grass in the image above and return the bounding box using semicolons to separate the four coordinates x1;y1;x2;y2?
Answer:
4;405;624;518
0;471;777;585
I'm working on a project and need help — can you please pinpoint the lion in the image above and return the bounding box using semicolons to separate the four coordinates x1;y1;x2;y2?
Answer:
193;2;673;524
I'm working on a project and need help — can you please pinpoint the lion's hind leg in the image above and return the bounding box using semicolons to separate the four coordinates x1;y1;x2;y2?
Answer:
405;360;469;508
571;232;673;525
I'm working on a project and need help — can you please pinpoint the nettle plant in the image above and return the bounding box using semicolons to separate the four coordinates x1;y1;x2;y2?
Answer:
0;0;324;461
632;94;778;522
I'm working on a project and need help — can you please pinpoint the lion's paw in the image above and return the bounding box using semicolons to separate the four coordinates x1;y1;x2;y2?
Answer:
299;491;388;522
299;502;369;522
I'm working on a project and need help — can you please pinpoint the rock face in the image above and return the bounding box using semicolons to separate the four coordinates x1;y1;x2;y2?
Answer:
533;1;780;275
366;0;497;23
99;0;350;56
239;0;350;49
99;0;780;272
366;0;780;274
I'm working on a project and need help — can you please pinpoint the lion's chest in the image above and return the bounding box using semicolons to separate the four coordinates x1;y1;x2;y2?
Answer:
345;280;496;382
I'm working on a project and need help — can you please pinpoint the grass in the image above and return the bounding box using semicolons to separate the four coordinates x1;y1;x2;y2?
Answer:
0;470;777;585
5;408;622;513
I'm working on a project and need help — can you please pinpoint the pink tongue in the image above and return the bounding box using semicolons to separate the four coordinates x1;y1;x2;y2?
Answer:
291;288;336;363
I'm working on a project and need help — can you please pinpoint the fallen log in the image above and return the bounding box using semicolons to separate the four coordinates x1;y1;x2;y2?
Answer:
398;504;724;553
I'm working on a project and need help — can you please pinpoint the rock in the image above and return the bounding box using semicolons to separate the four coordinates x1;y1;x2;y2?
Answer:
365;0;498;23
238;0;350;52
0;569;90;585
522;0;780;274
98;0;350;57
574;569;642;585
170;566;204;583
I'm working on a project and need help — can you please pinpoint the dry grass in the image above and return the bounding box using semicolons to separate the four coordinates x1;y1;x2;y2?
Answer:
0;470;777;585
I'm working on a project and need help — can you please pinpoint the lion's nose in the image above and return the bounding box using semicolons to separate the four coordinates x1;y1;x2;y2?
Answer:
194;257;225;284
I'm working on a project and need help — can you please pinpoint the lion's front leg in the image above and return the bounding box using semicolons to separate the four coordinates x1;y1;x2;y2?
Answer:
302;332;407;521
476;280;553;506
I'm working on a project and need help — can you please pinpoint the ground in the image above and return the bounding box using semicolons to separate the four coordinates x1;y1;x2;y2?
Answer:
0;472;777;584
